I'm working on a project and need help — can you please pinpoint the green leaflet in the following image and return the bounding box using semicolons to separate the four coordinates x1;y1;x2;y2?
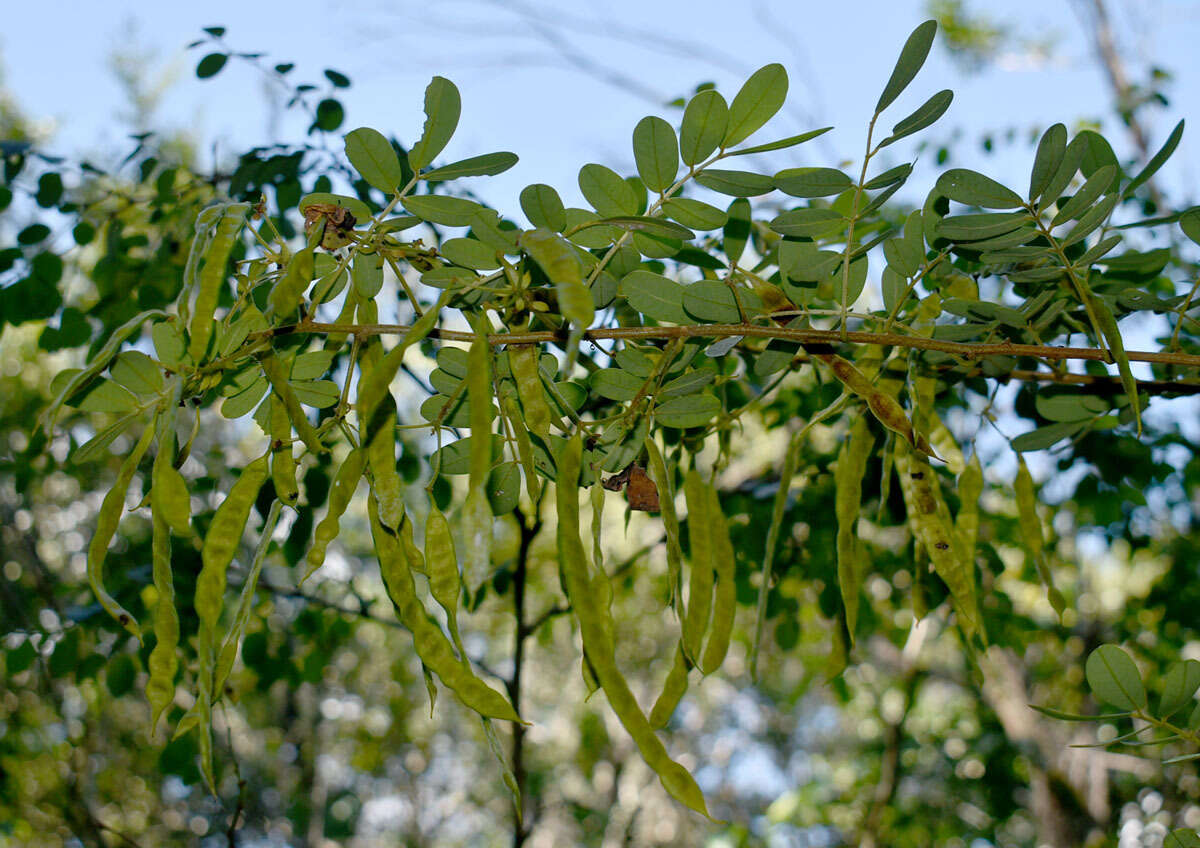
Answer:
1050;165;1116;227
352;251;384;297
660;198;728;231
556;435;711;819
1159;660;1200;718
1086;289;1141;435
724;63;788;147
422;151;518;182
520;183;567;232
633;115;679;193
774;167;852;198
935;169;1024;210
43;309;168;437
834;416;874;644
111;350;163;396
1029;123;1067;201
402;194;485;226
408;76;461;171
679;89;728;166
693;169;774;197
879;89;953;148
344;126;405;192
1125;118;1184;199
370;493;523;723
875;19;937;114
726;126;832;157
189;203;250;363
1085;644;1147;711
578;163;637;217
1037;133;1088;214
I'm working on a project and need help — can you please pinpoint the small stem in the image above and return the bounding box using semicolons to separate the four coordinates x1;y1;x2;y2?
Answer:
842;111;881;336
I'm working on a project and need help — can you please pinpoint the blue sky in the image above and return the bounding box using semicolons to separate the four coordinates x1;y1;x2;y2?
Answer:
3;0;1197;212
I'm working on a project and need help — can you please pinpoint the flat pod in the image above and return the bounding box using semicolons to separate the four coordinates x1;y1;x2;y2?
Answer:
555;435;711;818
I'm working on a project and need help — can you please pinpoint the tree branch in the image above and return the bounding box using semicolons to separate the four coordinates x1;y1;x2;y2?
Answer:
257;320;1200;371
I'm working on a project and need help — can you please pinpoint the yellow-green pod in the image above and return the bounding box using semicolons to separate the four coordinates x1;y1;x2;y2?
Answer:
355;289;456;434
556;434;711;819
193;451;268;792
589;477;606;570
147;390;182;730
482;716;523;822
699;483;735;675
955;452;983;563
357;300;406;531
188;203;249;363
509;344;552;439
821;354;935;457
151;377;192;539
268;395;299;505
146;510;179;733
644;438;683;609
502;391;541;504
196;453;270;671
650;644;691;729
1015;456;1065;618
581;652;601;698
911;374;964;475
1014;457;1044;559
750;428;802;680
267;246;315;318
88;423;156;641
369;493;522;723
682;471;714;663
825;611;849;679
421;663;438;718
425;505;464;654
462;324;494;587
303;447;366;583
215;500;282;697
834;416;874;644
398;509;427;577
898;441;980;638
259;351;326;455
